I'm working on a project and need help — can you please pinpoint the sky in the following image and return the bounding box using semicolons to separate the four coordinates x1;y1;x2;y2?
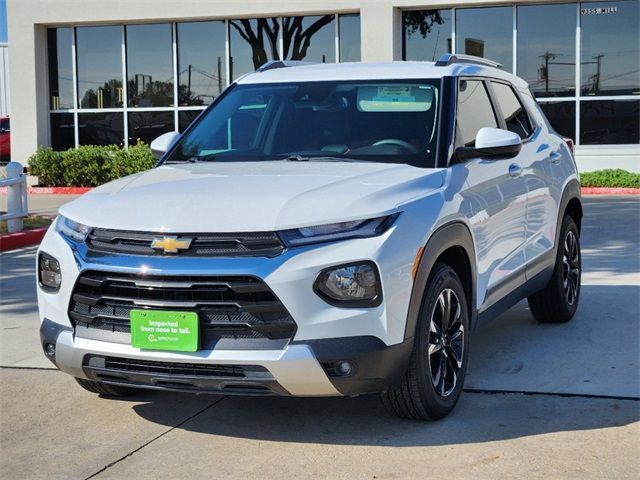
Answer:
0;0;7;43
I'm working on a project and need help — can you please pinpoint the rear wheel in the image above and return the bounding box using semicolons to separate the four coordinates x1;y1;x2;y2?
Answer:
381;263;470;420
75;378;139;397
528;215;581;323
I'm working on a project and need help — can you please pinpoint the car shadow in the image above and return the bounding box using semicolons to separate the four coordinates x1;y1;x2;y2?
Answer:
0;246;39;315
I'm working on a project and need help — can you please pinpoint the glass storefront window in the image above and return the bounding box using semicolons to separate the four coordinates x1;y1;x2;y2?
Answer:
177;21;226;106
78;112;124;146
456;7;513;72
580;100;639;144
581;0;639;96
126;24;174;107
76;26;123;109
517;4;576;98
339;14;361;62
47;28;74;110
539;102;576;140
178;110;203;132
229;18;280;81
283;15;335;63
128;111;175;145
403;9;452;61
50;113;75;151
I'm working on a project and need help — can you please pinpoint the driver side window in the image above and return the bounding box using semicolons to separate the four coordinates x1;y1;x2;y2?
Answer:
456;80;498;147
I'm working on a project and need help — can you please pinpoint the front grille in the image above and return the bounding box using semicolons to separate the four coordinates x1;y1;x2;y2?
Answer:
85;356;250;377
86;228;285;257
69;271;297;348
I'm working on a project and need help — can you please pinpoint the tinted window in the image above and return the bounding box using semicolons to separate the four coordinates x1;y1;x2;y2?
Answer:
456;7;513;72
229;18;280;81
177;21;226;106
539;102;576;140
283;15;335;63
581;1;639;95
517;4;576;97
403;9;452;61
128;111;175;145
47;28;74;109
491;82;533;139
78;112;124;146
339;14;361;62
580;100;639;144
50;113;75;151
0;117;8;131
76;26;123;109
456;80;498;147
178;110;203;132
127;24;174;107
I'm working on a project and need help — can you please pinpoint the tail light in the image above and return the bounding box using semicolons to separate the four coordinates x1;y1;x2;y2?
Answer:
563;138;575;157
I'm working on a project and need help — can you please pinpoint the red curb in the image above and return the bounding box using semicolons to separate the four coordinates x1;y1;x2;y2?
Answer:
0;186;93;195
581;187;640;195
0;227;48;252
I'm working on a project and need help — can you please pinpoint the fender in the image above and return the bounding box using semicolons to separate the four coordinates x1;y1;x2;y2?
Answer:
403;221;477;341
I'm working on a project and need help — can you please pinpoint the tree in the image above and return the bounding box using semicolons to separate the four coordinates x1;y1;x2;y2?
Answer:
229;18;280;70
283;15;335;61
403;10;445;39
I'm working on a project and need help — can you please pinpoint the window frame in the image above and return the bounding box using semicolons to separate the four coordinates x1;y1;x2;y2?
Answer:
486;79;537;143
453;77;500;150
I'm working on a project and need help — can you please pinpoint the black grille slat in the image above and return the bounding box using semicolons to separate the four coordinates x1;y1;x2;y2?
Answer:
88;356;249;378
86;229;285;257
69;271;296;346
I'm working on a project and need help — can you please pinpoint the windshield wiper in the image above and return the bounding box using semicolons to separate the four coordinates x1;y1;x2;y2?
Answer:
284;155;373;163
183;153;218;163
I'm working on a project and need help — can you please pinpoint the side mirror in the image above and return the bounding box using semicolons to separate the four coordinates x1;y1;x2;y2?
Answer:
455;127;522;162
150;131;181;160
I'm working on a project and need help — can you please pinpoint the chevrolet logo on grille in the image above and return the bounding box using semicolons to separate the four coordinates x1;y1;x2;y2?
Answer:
150;236;193;254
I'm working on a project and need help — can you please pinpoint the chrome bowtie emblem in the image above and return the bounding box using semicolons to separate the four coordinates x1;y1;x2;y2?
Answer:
150;236;193;253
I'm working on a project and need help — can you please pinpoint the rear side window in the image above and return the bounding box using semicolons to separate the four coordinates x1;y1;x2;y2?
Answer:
0;118;8;132
491;82;533;139
456;80;497;147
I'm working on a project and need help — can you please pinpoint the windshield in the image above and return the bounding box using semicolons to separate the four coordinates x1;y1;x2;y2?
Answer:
164;79;441;167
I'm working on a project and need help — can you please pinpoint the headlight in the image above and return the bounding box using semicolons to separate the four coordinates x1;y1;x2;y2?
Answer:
55;215;91;242
279;214;398;247
38;252;61;291
314;261;382;307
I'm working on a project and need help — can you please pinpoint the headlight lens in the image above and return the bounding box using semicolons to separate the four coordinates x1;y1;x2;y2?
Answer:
280;214;398;247
38;252;61;290
55;215;91;242
314;261;381;307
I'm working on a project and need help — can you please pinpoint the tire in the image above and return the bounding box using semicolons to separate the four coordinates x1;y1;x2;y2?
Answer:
75;378;139;397
381;262;470;421
528;215;581;323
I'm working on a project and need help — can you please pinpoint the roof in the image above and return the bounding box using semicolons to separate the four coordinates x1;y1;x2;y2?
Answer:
237;61;528;89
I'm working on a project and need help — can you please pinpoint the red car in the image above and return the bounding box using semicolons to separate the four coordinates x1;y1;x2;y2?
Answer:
0;116;10;163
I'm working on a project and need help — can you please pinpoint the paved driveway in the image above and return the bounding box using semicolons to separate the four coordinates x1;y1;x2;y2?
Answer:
1;196;638;479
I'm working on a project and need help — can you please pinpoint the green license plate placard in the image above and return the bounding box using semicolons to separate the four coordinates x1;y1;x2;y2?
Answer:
130;310;199;352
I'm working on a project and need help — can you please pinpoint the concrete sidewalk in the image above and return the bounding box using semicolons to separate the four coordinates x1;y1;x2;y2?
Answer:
1;196;639;479
0;193;82;217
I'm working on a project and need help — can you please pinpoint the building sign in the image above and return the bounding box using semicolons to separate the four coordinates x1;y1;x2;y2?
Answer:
581;7;618;15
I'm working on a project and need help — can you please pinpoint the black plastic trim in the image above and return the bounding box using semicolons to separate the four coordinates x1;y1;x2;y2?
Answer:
312;261;383;308
39;318;72;366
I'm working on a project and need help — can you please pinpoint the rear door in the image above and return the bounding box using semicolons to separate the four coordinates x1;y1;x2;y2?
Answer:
453;79;528;312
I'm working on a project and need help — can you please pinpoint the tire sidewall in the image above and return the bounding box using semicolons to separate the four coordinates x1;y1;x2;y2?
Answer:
554;216;581;317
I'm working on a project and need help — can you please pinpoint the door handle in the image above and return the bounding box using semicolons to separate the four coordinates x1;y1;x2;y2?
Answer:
509;163;522;177
550;151;562;164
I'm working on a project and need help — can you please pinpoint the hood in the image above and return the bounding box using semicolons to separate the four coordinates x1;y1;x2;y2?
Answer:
60;161;444;232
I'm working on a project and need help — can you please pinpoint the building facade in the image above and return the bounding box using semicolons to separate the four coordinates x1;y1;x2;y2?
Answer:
6;0;639;171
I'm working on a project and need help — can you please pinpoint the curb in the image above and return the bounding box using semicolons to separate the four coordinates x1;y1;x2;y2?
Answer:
0;186;93;195
581;187;640;195
0;227;48;252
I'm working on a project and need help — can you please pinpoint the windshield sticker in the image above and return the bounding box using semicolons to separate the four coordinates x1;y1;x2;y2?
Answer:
357;85;433;112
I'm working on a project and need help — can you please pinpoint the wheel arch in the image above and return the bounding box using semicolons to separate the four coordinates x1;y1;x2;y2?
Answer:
403;221;477;341
558;179;583;241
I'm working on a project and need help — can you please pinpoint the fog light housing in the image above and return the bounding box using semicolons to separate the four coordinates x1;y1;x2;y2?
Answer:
314;261;381;307
44;343;56;357
38;252;61;291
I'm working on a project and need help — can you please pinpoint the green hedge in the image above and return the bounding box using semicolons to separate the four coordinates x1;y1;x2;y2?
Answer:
28;141;156;187
580;169;640;189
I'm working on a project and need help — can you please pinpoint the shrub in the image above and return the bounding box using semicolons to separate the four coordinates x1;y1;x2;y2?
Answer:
28;140;156;187
580;169;640;189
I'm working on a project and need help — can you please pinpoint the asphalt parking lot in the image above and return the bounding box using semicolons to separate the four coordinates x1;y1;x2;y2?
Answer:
1;196;638;479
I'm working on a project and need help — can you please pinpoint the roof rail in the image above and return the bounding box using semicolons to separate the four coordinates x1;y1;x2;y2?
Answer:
435;53;502;69
256;60;316;72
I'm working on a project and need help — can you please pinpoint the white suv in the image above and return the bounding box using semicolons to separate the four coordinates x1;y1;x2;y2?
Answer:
37;55;582;420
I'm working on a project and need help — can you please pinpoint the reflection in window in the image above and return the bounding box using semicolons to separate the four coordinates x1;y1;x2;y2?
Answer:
517;4;576;98
178;110;203;132
50;113;75;151
403;9;452;61
282;15;335;63
456;80;498;147
127;24;174;107
581;1;639;96
229;18;280;81
491;82;532;139
128;111;175;145
580;100;639;144
76;26;123;109
78;112;124;146
539;102;576;140
177;21;226;106
47;28;74;110
339;14;361;62
455;7;513;72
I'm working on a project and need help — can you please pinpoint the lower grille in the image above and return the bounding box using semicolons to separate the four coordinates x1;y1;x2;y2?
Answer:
69;271;297;349
85;356;250;378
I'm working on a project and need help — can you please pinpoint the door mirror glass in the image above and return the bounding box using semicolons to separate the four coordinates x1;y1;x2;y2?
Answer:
150;131;180;159
455;127;522;162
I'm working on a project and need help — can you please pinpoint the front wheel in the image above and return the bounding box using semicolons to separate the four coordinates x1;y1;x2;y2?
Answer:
381;263;470;420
